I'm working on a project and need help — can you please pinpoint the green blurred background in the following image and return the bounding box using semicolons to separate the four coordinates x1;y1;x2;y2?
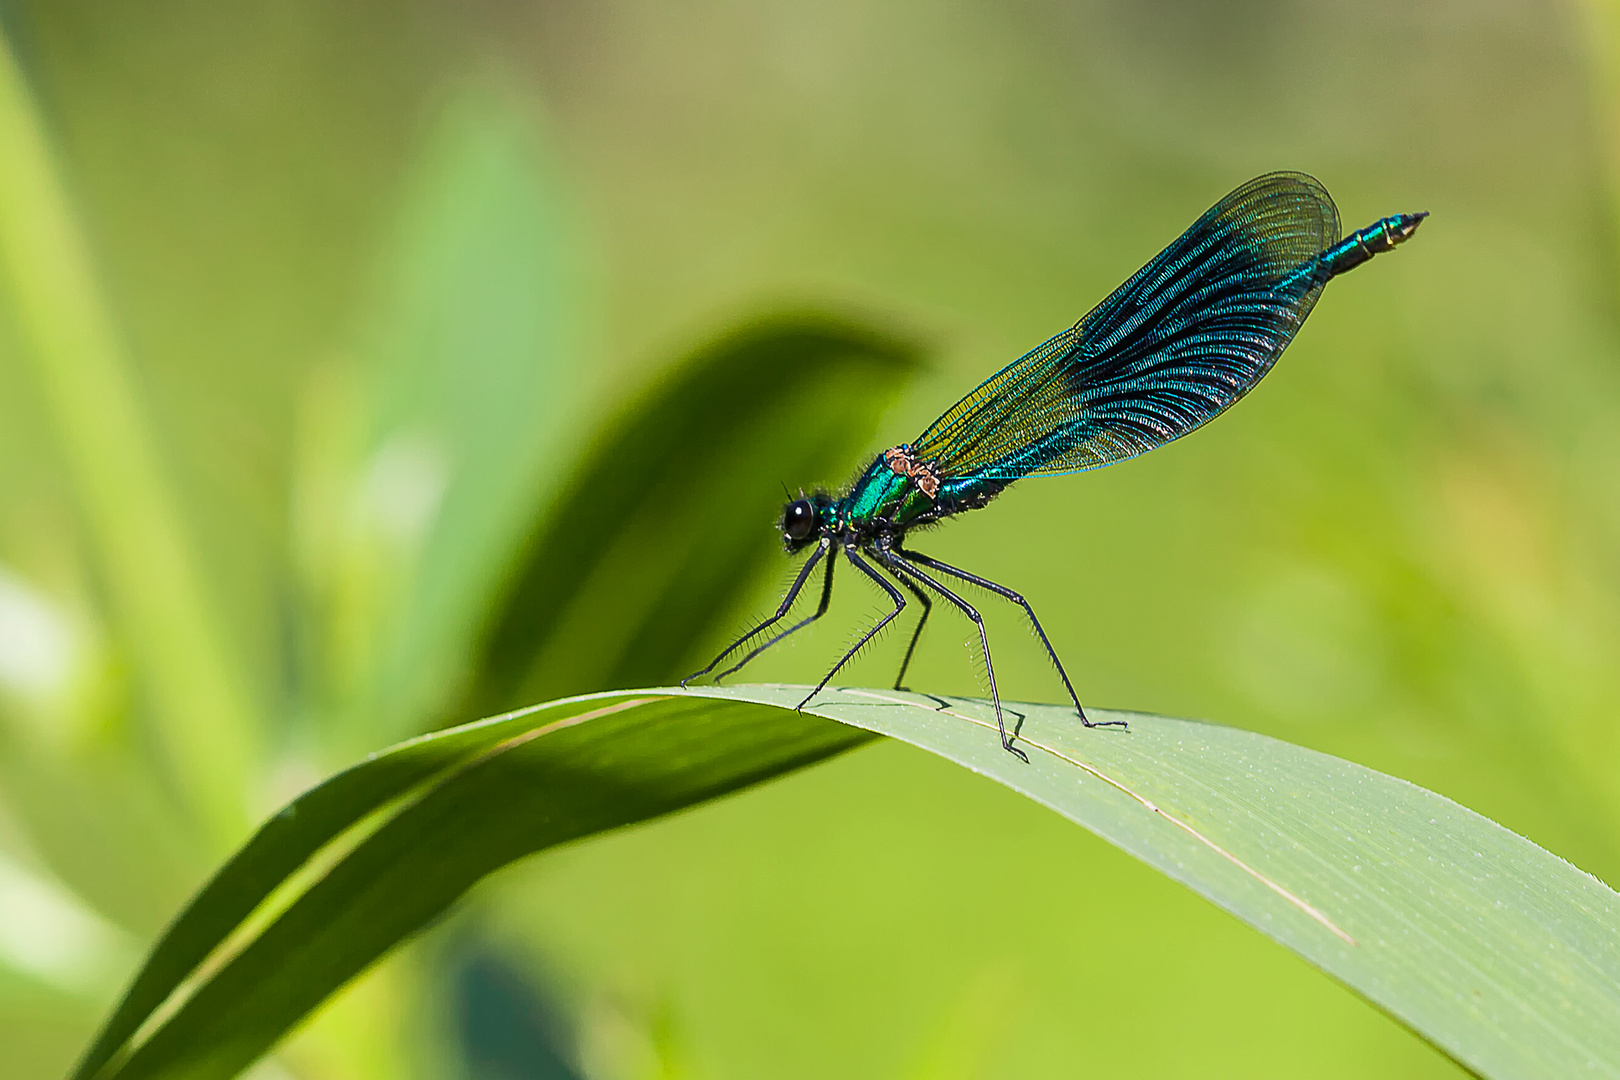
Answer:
2;0;1619;1077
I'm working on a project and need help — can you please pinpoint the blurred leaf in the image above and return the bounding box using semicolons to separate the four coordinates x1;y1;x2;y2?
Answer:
77;687;1620;1080
451;949;583;1080
460;313;920;719
293;84;585;749
0;27;257;842
0;748;203;937
0;849;136;998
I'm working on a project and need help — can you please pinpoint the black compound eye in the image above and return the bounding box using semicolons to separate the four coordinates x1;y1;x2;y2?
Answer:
782;499;817;541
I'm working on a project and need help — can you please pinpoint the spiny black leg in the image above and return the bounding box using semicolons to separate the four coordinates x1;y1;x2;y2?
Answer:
881;551;1028;764
898;546;1126;731
717;547;837;680
797;548;905;710
683;539;828;687
891;573;932;691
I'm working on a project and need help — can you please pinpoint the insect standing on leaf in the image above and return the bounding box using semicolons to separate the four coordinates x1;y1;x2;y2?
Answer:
685;172;1425;761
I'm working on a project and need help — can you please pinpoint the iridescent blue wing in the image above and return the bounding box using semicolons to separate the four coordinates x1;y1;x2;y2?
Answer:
912;172;1341;482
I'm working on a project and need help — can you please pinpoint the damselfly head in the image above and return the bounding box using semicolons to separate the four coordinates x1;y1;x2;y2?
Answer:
782;497;819;545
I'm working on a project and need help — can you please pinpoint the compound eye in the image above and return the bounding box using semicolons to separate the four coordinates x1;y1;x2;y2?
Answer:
783;499;817;541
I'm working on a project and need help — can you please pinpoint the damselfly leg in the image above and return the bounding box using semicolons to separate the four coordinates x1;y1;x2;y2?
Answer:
716;547;838;681
891;574;932;691
683;538;829;686
898;547;1127;731
796;548;906;710
880;550;1028;763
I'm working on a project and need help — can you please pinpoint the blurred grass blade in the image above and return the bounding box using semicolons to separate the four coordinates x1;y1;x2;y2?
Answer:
0;27;256;840
1580;0;1620;249
459;313;919;717
295;84;585;750
79;687;1620;1080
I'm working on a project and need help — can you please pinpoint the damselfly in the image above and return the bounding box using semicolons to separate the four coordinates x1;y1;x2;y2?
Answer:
686;172;1425;761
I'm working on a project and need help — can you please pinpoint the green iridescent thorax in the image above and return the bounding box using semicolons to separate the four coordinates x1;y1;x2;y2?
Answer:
837;456;936;530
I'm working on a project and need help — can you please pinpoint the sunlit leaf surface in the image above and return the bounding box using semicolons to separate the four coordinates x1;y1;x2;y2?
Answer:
76;687;1620;1080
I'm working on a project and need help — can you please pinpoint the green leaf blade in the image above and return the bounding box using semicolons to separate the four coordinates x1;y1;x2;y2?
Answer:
76;693;874;1080
735;685;1620;1080
79;688;1620;1080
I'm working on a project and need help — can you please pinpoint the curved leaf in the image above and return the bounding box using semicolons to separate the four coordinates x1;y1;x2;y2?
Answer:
76;687;1620;1080
459;313;920;717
